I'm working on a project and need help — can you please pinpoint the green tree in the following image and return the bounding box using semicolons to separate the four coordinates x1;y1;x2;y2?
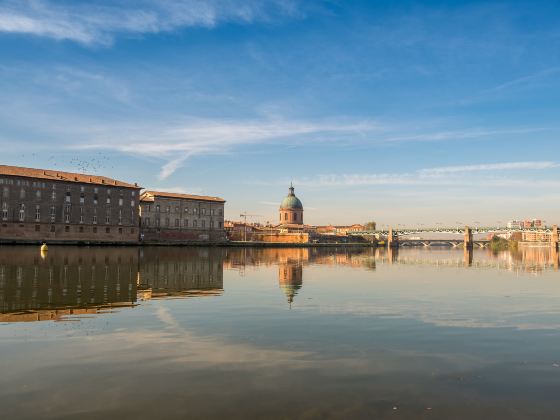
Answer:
364;221;377;230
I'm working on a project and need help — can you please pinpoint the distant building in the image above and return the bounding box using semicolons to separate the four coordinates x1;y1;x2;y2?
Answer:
507;220;523;229
279;183;303;225
139;191;226;243
0;165;140;243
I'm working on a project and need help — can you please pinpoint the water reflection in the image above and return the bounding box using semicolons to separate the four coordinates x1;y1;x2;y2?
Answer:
1;245;559;323
2;245;560;419
0;247;137;322
137;247;223;300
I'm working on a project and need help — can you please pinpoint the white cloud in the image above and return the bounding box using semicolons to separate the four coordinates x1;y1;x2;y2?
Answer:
78;117;378;179
418;161;559;176
292;161;560;188
0;0;301;45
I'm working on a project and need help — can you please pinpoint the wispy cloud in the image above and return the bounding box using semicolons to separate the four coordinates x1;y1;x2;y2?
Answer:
0;0;301;45
418;161;559;176
78;117;378;179
292;161;560;188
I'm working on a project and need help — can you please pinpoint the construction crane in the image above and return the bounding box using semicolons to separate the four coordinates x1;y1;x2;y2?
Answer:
239;212;263;242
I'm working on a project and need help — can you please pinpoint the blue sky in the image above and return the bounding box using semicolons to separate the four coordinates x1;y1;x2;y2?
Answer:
1;0;560;226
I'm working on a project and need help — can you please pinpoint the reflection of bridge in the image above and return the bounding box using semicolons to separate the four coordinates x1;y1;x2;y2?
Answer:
398;239;489;248
350;225;559;250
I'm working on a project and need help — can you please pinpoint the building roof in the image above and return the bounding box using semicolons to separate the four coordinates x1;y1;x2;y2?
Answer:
0;165;140;189
280;184;303;210
140;190;226;203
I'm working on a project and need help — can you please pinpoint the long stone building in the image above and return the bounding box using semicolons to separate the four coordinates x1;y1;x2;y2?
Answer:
0;165;141;243
139;190;226;243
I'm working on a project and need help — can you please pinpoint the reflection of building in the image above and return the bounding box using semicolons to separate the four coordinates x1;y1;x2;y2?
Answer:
140;191;226;243
138;247;223;299
0;165;141;244
278;259;303;306
0;247;138;322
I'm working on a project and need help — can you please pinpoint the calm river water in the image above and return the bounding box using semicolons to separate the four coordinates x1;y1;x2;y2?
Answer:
1;245;560;419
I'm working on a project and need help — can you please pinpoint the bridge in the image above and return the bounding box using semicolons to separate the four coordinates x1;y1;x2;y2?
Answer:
348;225;559;249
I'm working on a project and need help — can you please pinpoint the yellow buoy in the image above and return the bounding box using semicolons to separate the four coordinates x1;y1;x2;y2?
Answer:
40;243;48;252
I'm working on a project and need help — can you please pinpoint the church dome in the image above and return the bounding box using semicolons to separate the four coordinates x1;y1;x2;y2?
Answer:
280;184;303;210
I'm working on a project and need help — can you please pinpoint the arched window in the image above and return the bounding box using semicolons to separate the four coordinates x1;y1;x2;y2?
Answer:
284;213;288;220
294;213;297;221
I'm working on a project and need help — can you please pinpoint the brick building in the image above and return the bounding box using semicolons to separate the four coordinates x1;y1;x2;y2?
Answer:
139;191;226;243
0;165;141;244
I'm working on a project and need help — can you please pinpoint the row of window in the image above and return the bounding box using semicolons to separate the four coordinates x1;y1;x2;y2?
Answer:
143;217;223;229
2;188;135;206
24;225;135;234
1;203;134;225
144;204;222;216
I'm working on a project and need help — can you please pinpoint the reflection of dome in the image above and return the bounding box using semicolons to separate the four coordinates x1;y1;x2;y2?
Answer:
279;262;303;306
280;184;303;210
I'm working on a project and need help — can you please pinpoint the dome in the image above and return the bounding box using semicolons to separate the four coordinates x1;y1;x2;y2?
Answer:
280;184;303;210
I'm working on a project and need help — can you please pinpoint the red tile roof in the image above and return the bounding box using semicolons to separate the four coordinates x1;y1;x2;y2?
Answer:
0;165;140;189
140;190;225;203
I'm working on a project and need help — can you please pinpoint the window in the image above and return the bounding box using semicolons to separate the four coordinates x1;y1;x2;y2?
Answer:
184;208;189;214
2;187;8;198
131;200;135;207
201;220;205;228
211;209;215;216
19;204;25;222
119;197;123;206
65;191;71;203
94;187;98;194
144;217;150;226
93;227;97;233
210;220;214;228
20;188;25;199
50;206;55;222
65;213;70;223
193;220;197;227
219;221;223;228
2;203;7;221
35;224;40;232
118;209;122;225
218;209;223;216
294;213;298;221
79;226;84;233
35;205;40;222
106;227;110;233
65;226;70;232
105;212;110;224
132;191;135;197
80;207;84;223
184;219;188;227
80;193;85;204
175;206;179;213
175;218;179;227
36;190;41;200
50;225;55;232
165;218;170;227
156;218;160;227
202;208;206;215
51;191;56;201
106;196;111;204
80;186;85;193
156;205;160;213
118;227;123;234
284;213;288;220
166;206;170;213
94;193;98;205
93;214;97;224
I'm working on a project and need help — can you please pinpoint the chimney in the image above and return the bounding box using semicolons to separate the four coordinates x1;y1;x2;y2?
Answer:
101;179;105;184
